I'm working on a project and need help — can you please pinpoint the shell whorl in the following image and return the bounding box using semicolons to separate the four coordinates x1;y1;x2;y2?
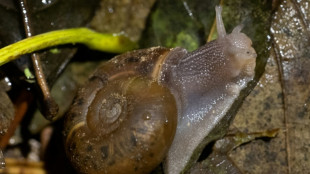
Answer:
86;78;128;135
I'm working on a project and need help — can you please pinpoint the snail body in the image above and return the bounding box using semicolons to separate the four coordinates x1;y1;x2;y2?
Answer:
64;6;257;174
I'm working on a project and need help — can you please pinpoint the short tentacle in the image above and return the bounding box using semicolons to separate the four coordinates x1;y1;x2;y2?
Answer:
232;24;244;33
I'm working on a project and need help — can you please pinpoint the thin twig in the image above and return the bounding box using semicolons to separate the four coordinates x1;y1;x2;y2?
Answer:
20;0;58;120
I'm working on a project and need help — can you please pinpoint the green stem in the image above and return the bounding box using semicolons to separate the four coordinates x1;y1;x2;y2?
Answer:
0;28;137;66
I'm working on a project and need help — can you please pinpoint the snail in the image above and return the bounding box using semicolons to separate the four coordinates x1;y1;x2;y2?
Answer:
64;6;257;174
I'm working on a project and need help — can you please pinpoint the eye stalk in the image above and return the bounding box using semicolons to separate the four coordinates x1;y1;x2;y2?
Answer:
216;6;226;38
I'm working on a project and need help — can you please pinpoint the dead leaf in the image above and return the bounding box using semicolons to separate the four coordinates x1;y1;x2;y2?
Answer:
230;0;310;173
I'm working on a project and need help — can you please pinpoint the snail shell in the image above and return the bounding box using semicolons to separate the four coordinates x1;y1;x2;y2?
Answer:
64;6;257;174
64;47;178;174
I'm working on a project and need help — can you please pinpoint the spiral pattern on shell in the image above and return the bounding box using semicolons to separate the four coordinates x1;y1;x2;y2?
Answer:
86;80;128;136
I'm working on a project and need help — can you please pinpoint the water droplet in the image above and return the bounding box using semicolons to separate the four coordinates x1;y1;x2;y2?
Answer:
164;119;169;125
142;112;152;120
4;77;11;88
0;150;5;168
41;0;54;5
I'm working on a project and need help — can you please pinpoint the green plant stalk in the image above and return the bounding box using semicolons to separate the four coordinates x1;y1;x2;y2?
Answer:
0;28;137;66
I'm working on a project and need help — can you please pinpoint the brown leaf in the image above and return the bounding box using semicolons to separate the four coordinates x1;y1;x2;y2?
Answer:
230;0;310;173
